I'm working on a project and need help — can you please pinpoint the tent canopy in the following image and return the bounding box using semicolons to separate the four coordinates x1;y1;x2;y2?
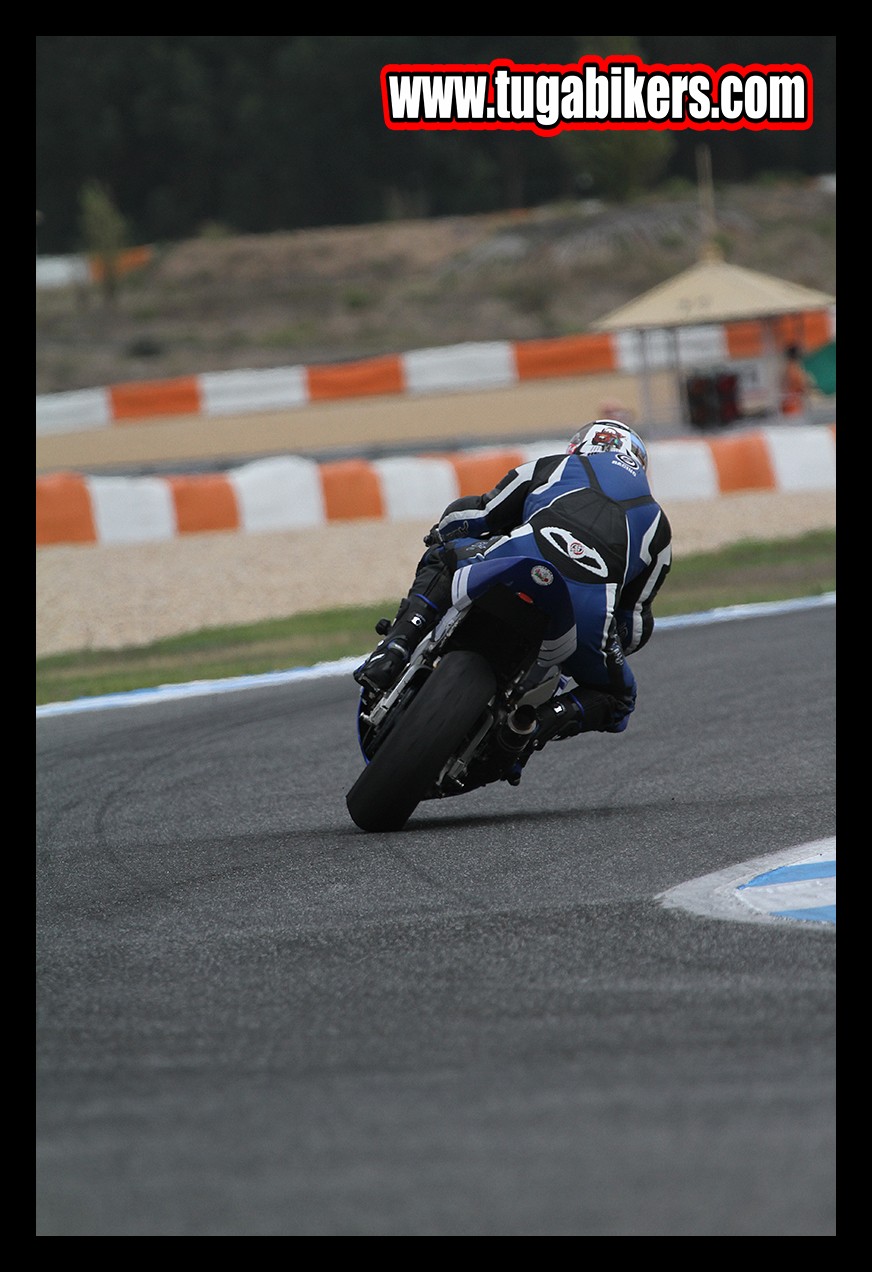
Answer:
593;257;835;332
589;253;835;430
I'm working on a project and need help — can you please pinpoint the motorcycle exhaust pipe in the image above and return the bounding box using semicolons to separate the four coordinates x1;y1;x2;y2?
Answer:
497;704;539;752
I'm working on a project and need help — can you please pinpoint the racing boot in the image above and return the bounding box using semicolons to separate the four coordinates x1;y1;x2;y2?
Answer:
533;687;627;745
353;594;441;695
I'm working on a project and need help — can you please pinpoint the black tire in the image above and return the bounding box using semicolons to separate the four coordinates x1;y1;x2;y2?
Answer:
346;650;497;832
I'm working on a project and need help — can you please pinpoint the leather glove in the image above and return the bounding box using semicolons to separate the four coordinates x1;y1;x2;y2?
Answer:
423;524;444;547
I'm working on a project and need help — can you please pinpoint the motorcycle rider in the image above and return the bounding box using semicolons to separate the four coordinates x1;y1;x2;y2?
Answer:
353;420;672;747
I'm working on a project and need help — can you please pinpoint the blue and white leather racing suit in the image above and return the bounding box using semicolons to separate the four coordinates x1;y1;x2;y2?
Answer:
418;447;672;733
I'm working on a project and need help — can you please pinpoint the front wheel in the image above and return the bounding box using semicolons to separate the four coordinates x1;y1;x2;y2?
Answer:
346;650;497;832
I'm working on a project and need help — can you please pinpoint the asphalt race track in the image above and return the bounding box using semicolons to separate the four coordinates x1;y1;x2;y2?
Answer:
36;603;836;1236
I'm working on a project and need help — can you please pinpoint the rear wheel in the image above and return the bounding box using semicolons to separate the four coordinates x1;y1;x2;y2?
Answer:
346;650;497;832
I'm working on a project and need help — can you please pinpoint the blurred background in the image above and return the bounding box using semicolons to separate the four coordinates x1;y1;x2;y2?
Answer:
36;35;836;405
36;36;835;253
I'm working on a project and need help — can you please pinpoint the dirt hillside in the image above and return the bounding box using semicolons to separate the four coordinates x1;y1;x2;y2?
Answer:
36;178;835;398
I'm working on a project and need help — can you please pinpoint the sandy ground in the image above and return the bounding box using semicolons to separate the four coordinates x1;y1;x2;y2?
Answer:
36;488;836;657
35;372;679;473
36;379;836;657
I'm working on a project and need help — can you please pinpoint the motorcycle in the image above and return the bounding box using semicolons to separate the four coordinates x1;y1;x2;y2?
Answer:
346;546;580;832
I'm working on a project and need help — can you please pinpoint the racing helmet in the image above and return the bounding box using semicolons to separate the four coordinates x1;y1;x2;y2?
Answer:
566;420;649;471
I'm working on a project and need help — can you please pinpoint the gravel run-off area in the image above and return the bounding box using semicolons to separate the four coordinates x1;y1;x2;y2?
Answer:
36;488;836;658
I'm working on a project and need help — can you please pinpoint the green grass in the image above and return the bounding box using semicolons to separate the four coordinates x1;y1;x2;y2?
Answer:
36;529;835;707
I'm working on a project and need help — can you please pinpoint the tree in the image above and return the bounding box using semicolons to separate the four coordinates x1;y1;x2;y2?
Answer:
553;37;675;201
558;127;675;202
35;37;835;252
78;180;129;304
